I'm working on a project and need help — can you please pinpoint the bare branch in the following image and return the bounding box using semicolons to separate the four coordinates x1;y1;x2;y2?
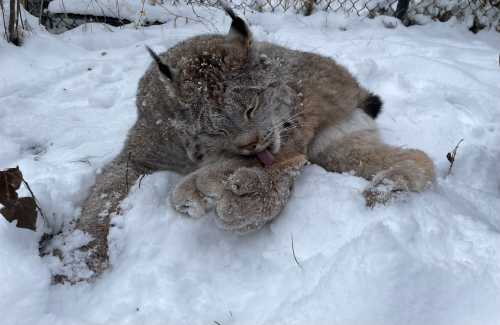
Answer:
291;234;303;269
447;138;464;175
21;177;47;225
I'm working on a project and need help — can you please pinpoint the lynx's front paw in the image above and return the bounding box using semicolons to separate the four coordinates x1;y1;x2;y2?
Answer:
170;174;213;218
214;167;274;234
215;191;269;234
225;167;269;196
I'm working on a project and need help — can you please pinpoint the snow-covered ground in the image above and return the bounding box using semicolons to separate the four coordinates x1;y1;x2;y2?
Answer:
1;7;500;325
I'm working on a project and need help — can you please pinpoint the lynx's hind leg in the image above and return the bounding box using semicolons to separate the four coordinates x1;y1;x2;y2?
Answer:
309;109;435;206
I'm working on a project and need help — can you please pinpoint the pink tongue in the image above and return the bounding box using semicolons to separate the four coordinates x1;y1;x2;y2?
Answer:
256;150;274;167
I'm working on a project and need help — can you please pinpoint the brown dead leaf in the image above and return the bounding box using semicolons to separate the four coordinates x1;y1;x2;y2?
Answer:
0;167;38;231
1;197;37;230
0;167;22;202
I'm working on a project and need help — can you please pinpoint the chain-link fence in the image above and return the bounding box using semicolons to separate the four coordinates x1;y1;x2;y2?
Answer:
44;12;134;34
22;0;500;33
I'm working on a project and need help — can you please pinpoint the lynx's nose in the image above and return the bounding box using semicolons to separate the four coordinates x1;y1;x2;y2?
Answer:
238;139;259;151
237;134;260;151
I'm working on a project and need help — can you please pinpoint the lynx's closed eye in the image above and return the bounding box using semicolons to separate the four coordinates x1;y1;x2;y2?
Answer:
199;129;228;137
209;129;229;136
214;129;229;136
245;94;260;120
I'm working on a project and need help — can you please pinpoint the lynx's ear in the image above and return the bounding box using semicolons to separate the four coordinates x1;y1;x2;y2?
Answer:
222;5;252;48
146;46;173;80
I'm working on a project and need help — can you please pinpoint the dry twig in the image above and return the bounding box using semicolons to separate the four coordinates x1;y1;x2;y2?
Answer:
447;138;464;175
291;234;303;269
21;177;47;224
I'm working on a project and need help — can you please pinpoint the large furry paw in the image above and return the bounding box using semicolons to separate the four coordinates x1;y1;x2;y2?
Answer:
40;227;107;284
214;167;274;234
224;167;268;196
171;156;306;233
363;159;434;207
215;191;269;234
363;178;406;208
170;175;213;218
363;166;416;207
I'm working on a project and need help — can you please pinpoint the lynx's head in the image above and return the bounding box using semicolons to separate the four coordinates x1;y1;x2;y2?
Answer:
147;6;298;166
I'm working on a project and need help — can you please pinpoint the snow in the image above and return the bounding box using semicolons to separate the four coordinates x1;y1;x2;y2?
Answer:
1;7;500;325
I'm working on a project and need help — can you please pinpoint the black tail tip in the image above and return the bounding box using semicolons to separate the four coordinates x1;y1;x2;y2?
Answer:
361;94;383;119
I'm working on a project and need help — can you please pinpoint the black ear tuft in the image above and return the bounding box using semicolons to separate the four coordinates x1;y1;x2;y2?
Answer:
146;46;173;80
360;93;383;119
221;2;237;20
222;4;251;40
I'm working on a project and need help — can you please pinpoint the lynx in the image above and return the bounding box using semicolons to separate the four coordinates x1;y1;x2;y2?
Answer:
70;7;435;279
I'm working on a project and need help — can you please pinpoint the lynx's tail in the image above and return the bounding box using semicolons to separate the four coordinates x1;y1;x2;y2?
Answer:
360;93;383;119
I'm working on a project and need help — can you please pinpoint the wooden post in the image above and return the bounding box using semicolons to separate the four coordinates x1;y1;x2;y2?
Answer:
395;0;410;20
7;0;21;45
